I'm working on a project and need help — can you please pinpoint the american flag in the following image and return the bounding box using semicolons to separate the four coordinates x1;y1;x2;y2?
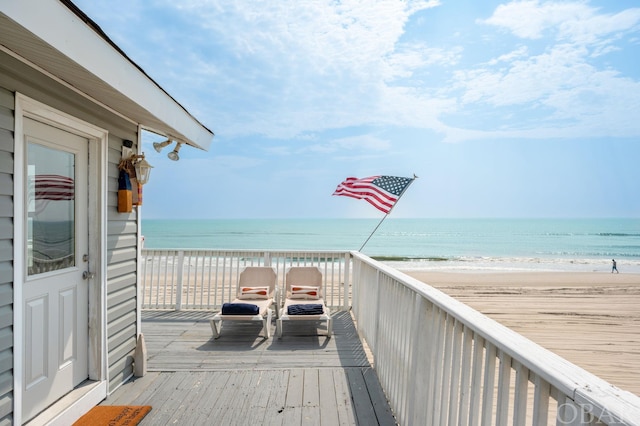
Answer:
35;174;74;200
333;175;414;214
29;174;74;214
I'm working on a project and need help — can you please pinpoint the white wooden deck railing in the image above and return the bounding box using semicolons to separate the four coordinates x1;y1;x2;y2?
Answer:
140;249;640;425
350;251;640;426
140;249;351;311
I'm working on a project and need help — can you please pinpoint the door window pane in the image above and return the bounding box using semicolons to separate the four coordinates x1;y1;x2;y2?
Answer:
27;143;76;275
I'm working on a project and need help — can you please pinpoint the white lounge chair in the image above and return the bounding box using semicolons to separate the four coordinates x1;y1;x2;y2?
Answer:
210;266;277;339
276;266;332;338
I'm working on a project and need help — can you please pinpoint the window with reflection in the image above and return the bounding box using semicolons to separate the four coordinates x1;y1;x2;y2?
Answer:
27;143;76;275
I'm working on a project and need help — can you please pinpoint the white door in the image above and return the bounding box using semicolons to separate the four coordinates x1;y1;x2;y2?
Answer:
22;117;89;421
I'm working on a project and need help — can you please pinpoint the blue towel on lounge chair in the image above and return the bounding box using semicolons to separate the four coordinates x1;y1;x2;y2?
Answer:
287;304;324;315
222;302;259;315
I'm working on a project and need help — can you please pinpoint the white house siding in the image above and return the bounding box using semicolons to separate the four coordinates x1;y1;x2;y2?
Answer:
0;49;143;422
0;87;14;426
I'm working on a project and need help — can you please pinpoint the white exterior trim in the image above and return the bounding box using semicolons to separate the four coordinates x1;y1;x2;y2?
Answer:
2;0;213;150
0;44;137;127
136;125;144;336
13;93;109;425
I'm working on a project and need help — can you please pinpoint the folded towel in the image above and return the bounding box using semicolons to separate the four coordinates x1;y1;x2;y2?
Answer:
287;304;324;315
222;302;259;315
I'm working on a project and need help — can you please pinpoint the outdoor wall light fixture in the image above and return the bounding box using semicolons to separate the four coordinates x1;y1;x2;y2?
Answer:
120;152;153;185
133;154;153;185
153;139;172;153
118;140;154;213
168;142;183;161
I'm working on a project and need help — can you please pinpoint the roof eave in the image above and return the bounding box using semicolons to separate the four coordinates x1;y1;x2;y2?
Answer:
0;0;213;150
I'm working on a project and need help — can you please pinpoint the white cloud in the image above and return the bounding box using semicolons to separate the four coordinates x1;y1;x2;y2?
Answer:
448;1;640;140
557;7;640;45
179;0;438;67
481;1;595;40
456;44;590;106
383;43;463;80
481;0;640;46
93;0;640;143
164;0;444;138
307;135;391;154
488;46;529;65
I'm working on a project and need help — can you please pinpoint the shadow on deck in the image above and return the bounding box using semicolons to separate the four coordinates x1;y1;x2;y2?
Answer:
103;310;397;425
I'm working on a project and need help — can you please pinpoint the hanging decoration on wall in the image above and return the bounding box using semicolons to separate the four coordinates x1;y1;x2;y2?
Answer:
118;140;153;212
117;168;133;213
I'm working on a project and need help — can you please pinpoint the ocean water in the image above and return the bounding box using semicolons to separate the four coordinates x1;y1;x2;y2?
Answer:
141;218;640;273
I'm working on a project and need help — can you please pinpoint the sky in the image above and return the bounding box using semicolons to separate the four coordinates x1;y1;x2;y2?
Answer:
72;0;640;219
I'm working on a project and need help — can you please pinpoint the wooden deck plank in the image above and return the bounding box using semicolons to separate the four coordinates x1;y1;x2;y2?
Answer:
303;369;320;407
318;368;341;426
332;368;358;425
285;368;304;409
347;367;381;425
283;370;304;426
263;369;289;426
164;371;215;423
146;372;203;424
191;370;233;424
104;371;162;405
281;405;303;425
301;405;321;426
172;371;221;423
123;371;174;406
219;371;256;425
363;367;397;425
102;310;396;425
302;370;321;425
155;372;206;423
250;370;284;424
247;370;271;423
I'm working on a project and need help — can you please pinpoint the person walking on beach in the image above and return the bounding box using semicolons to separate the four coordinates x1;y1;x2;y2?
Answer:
612;259;619;273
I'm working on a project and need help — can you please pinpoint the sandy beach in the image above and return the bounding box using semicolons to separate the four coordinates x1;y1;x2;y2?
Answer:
402;270;640;398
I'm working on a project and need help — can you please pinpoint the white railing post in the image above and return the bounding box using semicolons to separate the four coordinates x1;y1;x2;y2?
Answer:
513;361;529;425
482;344;497;425
175;250;184;311
140;251;147;309
407;293;425;425
532;374;550;426
496;351;512;426
343;252;350;311
373;268;382;368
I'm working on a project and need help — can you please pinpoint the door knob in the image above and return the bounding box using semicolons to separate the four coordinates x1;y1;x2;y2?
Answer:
83;271;95;280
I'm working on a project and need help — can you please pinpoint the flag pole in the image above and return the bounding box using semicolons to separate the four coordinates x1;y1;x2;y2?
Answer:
358;175;417;252
358;213;389;252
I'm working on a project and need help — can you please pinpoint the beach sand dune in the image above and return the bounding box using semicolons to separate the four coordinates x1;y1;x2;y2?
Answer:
403;271;640;397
